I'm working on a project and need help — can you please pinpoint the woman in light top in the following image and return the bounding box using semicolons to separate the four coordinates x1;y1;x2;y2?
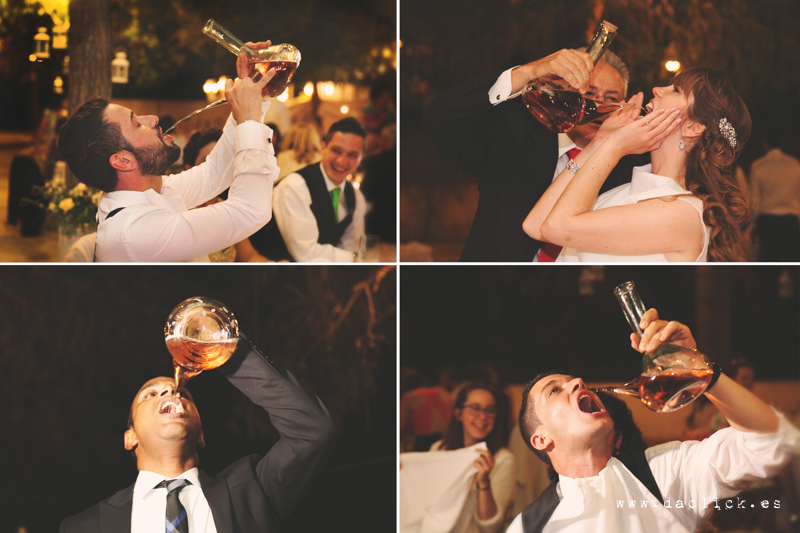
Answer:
430;382;516;533
275;122;323;181
523;67;751;262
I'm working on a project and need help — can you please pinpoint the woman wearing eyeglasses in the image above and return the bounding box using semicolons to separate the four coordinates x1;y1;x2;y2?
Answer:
429;382;517;533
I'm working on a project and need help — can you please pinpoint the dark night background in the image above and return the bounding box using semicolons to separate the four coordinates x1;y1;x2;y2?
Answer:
0;265;396;532
401;266;800;385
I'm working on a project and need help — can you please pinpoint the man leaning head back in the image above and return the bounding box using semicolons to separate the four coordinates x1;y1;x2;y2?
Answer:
519;371;615;478
58;97;182;192
125;376;205;476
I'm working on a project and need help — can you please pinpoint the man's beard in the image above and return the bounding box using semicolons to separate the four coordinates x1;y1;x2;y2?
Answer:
130;141;182;176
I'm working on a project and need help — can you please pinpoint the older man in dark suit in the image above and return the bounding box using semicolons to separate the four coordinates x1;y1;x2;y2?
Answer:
60;336;337;533
424;47;647;262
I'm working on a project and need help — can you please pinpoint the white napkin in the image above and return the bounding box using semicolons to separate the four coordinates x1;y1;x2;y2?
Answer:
399;442;486;533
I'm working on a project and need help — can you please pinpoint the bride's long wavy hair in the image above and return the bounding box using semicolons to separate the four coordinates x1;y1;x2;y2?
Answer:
673;67;752;262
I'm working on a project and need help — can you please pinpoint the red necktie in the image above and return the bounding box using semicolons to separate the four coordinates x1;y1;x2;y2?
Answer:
538;147;582;262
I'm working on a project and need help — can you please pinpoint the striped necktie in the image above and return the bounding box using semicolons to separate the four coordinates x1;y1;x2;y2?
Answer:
158;478;191;533
539;147;582;262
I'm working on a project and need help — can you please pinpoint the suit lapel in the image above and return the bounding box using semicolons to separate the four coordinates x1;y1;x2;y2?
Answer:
200;471;234;533
100;484;134;532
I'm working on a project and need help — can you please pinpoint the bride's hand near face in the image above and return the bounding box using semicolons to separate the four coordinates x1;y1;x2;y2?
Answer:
591;92;646;145
604;105;682;157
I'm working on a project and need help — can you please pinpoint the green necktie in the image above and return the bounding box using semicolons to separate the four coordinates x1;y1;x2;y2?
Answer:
331;188;341;224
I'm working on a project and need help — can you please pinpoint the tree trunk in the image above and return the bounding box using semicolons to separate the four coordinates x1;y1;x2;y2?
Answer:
66;0;112;186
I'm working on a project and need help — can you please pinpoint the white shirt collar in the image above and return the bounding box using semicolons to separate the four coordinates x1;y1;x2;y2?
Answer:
629;164;690;197
319;162;345;193
133;467;202;503
557;133;579;159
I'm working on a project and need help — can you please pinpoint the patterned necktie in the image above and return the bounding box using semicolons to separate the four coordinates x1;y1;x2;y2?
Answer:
331;187;341;224
158;478;191;533
539;147;582;262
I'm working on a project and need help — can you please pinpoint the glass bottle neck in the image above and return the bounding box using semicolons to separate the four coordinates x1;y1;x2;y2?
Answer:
203;19;251;56
585;21;617;66
614;281;646;338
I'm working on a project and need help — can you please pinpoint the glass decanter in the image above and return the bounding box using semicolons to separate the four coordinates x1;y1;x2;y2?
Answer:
593;281;714;413
203;19;301;98
164;296;239;391
522;20;623;133
163;19;301;136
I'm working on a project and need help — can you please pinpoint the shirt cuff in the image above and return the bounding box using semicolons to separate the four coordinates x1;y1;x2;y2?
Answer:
234;121;271;152
488;66;522;105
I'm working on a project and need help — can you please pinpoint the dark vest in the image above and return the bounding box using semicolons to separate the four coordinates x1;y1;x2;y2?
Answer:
521;452;664;533
250;163;357;261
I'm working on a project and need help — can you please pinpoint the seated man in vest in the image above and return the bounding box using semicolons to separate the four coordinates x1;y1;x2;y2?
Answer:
60;335;338;532
246;118;367;262
509;309;800;533
57;45;279;262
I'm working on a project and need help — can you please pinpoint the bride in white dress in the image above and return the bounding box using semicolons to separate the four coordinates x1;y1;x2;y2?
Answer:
523;67;751;262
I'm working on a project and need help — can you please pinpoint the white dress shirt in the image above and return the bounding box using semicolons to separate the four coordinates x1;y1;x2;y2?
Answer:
95;102;278;262
750;148;800;218
272;162;366;262
506;409;800;533
131;468;217;533
488;67;524;105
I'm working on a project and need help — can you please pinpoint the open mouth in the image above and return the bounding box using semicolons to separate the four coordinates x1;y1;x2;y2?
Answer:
645;102;654;114
159;396;185;416
577;391;604;414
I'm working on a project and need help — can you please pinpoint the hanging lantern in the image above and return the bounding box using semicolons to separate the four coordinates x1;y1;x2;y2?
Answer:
111;51;129;84
53;76;64;94
34;27;50;59
52;20;69;50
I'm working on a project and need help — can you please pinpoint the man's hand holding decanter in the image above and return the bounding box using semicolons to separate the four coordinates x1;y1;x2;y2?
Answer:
225;40;275;124
632;308;698;353
511;49;595;95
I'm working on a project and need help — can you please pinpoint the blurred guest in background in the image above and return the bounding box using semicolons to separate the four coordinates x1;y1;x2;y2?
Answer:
275;122;323;181
429;382;517;533
401;366;463;452
183;128;223;170
248;118;367;262
750;127;800;262
361;124;397;243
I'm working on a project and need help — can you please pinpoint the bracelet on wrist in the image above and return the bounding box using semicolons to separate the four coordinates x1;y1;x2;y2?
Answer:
566;159;581;174
705;363;722;393
477;483;491;491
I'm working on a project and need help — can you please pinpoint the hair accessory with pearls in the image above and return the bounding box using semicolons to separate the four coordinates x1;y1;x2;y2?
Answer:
718;118;737;148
